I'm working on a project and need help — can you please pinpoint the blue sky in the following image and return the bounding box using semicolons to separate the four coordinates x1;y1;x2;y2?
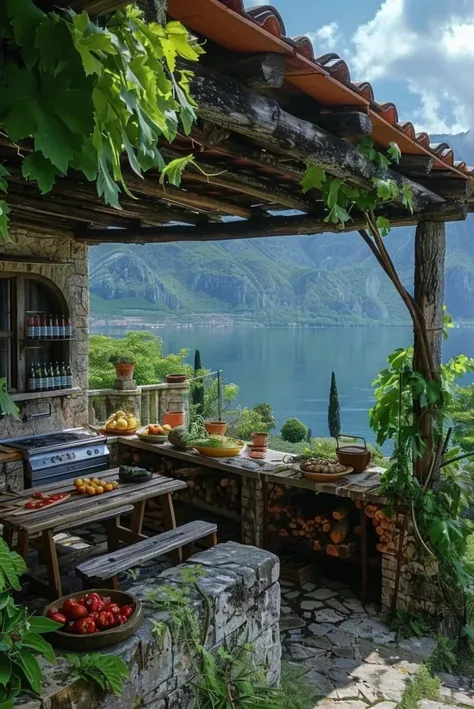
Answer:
250;0;474;137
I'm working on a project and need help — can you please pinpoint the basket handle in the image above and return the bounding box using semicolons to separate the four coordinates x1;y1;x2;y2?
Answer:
337;434;367;450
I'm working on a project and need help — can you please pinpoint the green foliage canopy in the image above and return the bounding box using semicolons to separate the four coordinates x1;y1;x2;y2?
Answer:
281;417;308;443
0;0;203;239
88;331;192;389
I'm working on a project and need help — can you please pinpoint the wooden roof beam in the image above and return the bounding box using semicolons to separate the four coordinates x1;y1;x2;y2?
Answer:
189;63;449;212
395;155;434;176
207;53;286;91
76;199;468;244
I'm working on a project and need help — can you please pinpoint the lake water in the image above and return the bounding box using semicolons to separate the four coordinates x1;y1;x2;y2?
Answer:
91;324;474;443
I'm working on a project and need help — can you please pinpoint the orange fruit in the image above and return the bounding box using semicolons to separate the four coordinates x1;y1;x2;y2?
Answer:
86;486;96;495
99;480;107;487
111;481;119;489
82;478;91;485
95;486;104;494
104;483;113;492
77;485;86;494
92;478;100;485
74;478;83;487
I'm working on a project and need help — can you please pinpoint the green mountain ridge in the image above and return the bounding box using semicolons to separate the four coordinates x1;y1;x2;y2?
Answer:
89;132;474;325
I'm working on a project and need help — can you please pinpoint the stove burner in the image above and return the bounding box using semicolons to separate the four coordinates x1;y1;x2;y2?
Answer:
0;428;101;452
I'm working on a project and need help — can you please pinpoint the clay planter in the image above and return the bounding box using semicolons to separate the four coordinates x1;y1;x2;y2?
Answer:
165;373;187;384
113;363;135;380
251;432;269;447
205;421;228;436
248;445;267;460
163;411;185;428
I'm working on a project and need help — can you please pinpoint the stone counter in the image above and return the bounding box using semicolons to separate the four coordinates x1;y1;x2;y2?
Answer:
16;542;281;709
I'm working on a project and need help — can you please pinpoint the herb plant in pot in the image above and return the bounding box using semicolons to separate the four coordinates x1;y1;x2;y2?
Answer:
109;354;136;380
0;377;20;420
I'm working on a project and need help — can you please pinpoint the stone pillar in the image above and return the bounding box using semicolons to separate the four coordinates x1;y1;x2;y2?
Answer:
241;474;265;547
413;221;446;484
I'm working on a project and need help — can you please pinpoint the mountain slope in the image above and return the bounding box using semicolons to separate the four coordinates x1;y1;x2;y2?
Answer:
89;133;474;325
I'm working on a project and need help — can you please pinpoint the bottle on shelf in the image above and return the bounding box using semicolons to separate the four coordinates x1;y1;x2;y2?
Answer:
36;363;43;391
42;363;50;391
52;315;59;339
46;314;53;339
59;315;65;339
66;361;72;388
39;315;46;339
34;315;41;340
54;362;62;390
61;362;67;388
26;315;34;340
28;365;36;392
66;317;72;338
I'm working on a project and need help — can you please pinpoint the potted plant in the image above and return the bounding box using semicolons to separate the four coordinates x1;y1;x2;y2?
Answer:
0;378;20;420
204;420;228;436
109;354;136;380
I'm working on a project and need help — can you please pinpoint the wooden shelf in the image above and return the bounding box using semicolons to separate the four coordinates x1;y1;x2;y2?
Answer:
175;498;241;523
11;387;82;402
24;338;75;348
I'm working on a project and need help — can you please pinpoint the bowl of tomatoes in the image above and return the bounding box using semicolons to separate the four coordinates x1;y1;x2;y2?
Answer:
136;423;171;443
43;589;142;649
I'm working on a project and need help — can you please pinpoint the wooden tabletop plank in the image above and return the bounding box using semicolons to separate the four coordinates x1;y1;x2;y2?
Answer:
0;469;121;504
0;472;186;533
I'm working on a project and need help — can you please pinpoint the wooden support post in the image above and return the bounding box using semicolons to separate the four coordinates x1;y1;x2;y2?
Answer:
413;221;446;484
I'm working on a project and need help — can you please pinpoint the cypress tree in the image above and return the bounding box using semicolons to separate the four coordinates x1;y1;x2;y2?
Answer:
328;371;341;438
192;349;204;416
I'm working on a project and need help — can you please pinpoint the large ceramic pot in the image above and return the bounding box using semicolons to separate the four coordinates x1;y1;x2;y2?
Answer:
205;421;228;436
114;363;135;380
163;411;185;428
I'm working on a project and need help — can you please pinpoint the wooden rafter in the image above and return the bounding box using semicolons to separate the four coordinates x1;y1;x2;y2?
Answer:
76;200;468;244
188;63;449;212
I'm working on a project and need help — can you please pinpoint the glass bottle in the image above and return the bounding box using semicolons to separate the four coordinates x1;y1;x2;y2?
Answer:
40;315;47;340
28;365;36;392
59;315;65;339
36;363;43;391
66;361;72;388
34;315;40;340
54;362;62;389
26;315;34;340
52;315;59;339
43;363;50;390
61;362;67;388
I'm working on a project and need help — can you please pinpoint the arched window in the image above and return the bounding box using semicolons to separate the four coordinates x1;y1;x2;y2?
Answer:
0;275;72;393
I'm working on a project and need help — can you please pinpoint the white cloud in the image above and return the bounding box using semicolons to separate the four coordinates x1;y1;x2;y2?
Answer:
342;0;474;134
308;22;343;52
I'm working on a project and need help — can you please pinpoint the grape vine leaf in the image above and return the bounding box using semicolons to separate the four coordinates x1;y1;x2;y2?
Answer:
159;155;195;187
5;0;44;48
387;141;401;164
22;153;61;194
376;216;391;236
301;165;326;193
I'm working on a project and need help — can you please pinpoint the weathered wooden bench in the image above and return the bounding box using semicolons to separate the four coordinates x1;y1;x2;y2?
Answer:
76;520;218;589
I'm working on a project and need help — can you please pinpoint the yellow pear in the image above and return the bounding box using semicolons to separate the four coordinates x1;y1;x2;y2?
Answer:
115;417;129;431
127;416;139;429
115;410;126;419
105;420;117;431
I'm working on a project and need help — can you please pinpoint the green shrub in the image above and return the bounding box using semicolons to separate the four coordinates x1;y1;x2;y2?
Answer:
281;418;308;443
253;403;276;430
229;408;270;440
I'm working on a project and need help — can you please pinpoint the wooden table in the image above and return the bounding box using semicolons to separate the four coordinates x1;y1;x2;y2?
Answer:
0;468;186;599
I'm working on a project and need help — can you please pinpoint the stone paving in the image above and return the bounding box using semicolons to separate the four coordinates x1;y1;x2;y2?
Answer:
279;578;474;709
19;524;474;709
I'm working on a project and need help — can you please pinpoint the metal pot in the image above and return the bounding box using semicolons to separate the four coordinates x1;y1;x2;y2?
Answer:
336;435;371;473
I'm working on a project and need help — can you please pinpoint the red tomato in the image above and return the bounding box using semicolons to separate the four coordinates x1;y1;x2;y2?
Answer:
32;492;50;499
116;614;128;625
50;493;67;501
61;599;78;618
96;611;116;630
64;621;76;634
69;603;88;620
85;593;104;613
25;501;43;509
106;603;121;616
120;605;134;619
87;612;99;622
73;618;96;634
101;596;112;607
47;609;67;625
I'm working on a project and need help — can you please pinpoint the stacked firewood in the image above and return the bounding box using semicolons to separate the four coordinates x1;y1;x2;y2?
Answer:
267;484;359;558
172;468;241;513
364;504;397;554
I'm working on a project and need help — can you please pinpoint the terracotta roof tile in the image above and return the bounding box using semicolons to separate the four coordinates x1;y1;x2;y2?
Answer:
167;0;473;179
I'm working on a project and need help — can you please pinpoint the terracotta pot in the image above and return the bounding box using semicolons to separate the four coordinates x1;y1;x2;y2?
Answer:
248;445;267;460
251;432;269;447
163;411;185;428
205;421;228;436
114;363;135;380
165;373;187;384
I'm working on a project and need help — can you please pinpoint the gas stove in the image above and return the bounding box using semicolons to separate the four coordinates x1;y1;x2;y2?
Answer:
1;428;110;487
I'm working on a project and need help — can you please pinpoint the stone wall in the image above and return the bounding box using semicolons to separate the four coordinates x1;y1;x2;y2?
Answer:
0;227;89;441
18;542;281;709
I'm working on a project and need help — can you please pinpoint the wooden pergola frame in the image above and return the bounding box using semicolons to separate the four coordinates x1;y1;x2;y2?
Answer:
6;0;474;483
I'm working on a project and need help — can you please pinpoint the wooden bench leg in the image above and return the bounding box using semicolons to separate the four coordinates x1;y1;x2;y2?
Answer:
131;501;146;535
3;525;13;549
17;529;30;561
208;531;218;547
160;493;181;565
106;516;121;553
182;542;194;561
42;529;62;600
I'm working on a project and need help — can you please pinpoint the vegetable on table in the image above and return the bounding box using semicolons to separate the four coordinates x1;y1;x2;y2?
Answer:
45;592;136;635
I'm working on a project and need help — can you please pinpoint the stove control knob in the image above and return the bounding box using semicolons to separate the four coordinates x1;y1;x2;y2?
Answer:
87;450;92;456
94;449;99;454
51;456;58;463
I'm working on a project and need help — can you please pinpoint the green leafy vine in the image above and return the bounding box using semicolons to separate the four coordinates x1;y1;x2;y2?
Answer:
0;0;203;239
